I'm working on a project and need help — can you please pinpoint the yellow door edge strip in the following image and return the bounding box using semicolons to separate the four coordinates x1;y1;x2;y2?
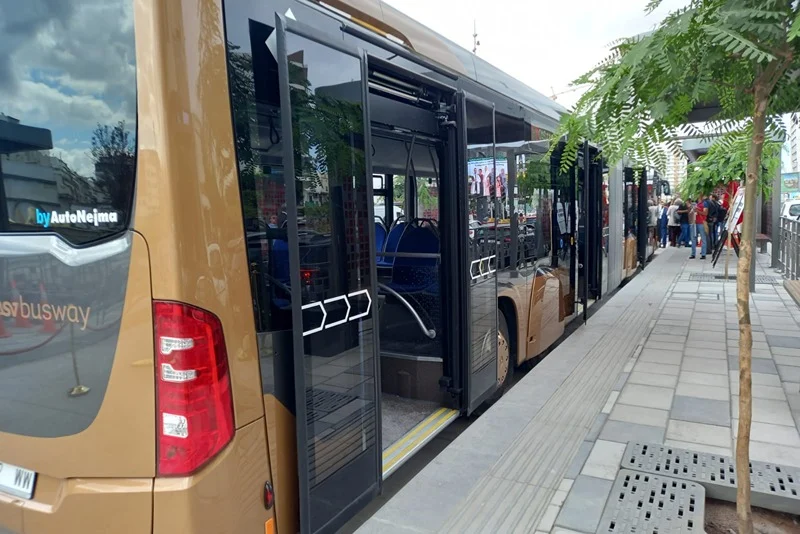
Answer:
382;409;459;475
382;407;449;458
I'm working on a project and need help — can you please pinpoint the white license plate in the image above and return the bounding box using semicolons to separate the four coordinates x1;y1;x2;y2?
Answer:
0;461;36;499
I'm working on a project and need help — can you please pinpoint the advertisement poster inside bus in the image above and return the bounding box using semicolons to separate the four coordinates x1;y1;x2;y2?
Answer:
468;157;508;199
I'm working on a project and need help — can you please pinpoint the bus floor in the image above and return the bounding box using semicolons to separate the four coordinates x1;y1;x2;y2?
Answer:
381;394;440;451
380;393;459;480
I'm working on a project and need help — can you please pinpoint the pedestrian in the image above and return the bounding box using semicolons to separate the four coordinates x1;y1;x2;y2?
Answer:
706;194;722;252
667;199;680;246
659;201;670;248
676;199;690;247
692;194;708;259
648;200;658;248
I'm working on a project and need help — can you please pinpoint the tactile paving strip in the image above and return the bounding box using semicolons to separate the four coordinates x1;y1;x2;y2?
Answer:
688;273;781;284
622;442;800;514
597;469;705;534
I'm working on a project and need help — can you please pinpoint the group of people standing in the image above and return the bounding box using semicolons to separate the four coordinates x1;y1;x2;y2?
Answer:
657;195;727;259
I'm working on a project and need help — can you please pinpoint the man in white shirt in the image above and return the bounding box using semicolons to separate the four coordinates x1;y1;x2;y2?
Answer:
667;199;680;247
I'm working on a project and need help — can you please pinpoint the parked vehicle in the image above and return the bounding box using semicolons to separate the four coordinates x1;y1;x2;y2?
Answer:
781;199;800;219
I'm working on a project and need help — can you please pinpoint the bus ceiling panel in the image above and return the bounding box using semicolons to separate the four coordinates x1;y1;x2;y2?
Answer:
371;135;439;176
465;99;494;147
495;113;526;145
462;79;560;135
368;92;439;136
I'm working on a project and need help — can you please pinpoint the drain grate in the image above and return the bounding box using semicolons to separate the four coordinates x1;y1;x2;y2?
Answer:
597;469;705;534
622;443;800;514
688;273;781;284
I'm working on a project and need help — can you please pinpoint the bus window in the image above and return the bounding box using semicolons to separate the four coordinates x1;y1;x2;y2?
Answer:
225;17;291;399
0;2;136;245
0;0;136;440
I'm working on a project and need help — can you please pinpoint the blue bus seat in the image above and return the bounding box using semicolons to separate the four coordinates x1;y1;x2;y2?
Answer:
375;221;387;255
377;221;406;268
387;225;439;294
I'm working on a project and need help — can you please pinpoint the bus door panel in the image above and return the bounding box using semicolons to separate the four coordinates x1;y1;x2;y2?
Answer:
276;15;381;534
550;154;576;318
460;93;499;413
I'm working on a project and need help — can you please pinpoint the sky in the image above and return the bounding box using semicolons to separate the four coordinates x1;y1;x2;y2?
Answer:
0;0;136;177
384;0;799;174
383;0;690;109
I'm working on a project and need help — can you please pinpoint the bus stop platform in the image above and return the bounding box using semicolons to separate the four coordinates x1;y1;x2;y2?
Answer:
355;246;800;534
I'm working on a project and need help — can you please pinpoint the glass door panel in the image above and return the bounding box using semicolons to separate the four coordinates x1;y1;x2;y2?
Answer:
464;97;498;412
277;16;380;534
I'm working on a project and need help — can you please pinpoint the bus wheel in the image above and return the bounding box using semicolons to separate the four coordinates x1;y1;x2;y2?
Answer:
497;313;512;391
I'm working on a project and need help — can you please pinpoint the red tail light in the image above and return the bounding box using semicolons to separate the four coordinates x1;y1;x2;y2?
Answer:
153;301;235;476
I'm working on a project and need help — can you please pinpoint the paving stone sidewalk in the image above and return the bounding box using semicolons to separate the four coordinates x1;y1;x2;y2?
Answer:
355;247;800;534
357;247;687;534
553;250;800;534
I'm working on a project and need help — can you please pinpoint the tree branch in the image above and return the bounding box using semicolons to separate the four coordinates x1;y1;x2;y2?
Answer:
761;42;794;90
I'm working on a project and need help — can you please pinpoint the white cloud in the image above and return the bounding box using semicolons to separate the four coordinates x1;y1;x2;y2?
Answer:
0;0;136;124
54;146;94;177
383;0;690;109
5;79;126;128
0;0;136;182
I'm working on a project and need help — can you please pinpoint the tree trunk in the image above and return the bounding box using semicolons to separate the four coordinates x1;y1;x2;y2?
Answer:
736;87;770;534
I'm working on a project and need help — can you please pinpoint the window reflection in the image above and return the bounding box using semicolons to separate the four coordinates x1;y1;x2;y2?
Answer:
285;33;378;520
0;0;137;244
466;100;497;401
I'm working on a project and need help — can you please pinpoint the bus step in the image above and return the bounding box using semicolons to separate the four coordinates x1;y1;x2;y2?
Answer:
381;407;459;480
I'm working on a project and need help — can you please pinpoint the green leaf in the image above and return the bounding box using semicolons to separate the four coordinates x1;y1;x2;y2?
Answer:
702;24;776;63
645;0;664;14
789;11;800;41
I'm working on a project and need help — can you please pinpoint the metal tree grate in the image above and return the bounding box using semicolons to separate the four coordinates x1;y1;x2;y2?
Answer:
597;469;705;534
688;273;781;284
622;442;800;514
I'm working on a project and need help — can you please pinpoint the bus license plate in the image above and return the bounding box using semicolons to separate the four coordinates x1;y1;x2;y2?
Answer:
0;461;36;499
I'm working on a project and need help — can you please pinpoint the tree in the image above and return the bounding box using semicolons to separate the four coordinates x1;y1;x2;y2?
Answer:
551;2;800;532
90;121;135;209
519;159;551;200
681;133;782;199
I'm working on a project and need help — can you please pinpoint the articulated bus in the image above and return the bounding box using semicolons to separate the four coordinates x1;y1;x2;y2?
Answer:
0;1;650;533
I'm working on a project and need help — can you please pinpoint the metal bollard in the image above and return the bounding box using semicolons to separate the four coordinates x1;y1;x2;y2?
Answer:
793;218;800;280
786;217;799;280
